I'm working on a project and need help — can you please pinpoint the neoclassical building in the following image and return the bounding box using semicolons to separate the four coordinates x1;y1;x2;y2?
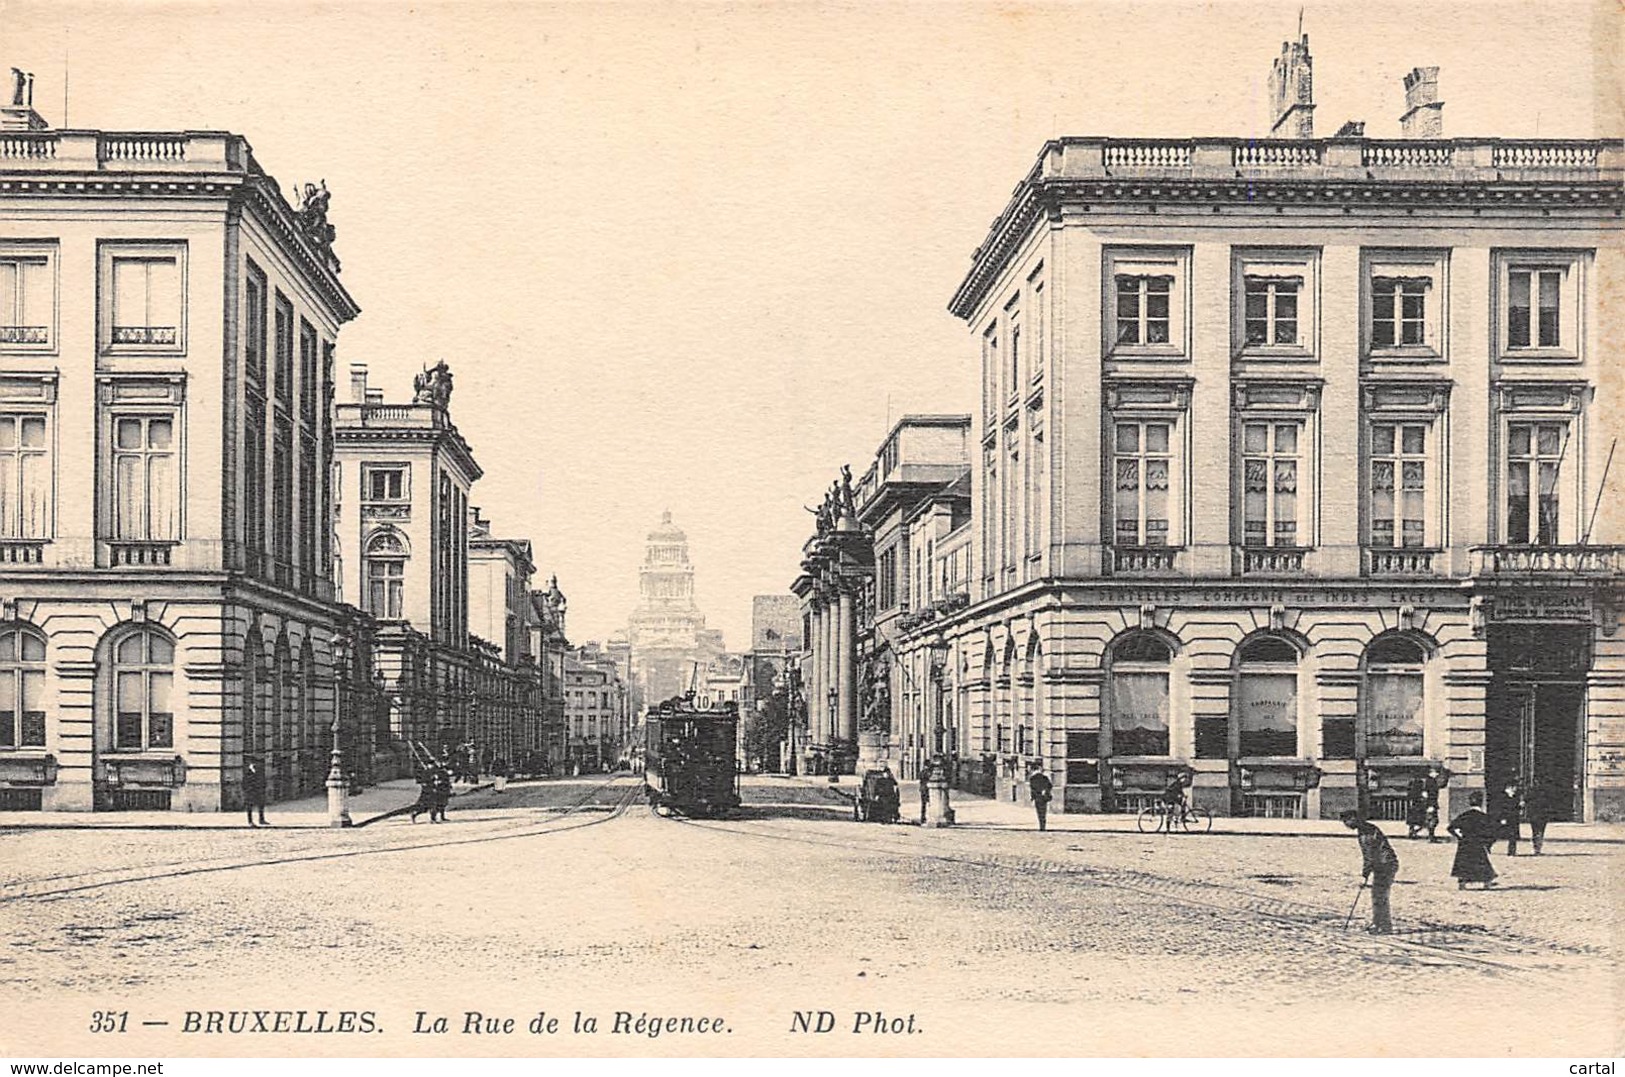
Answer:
933;46;1625;821
0;95;362;809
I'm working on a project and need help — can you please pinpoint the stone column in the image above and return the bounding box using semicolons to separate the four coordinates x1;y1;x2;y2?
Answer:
837;587;856;745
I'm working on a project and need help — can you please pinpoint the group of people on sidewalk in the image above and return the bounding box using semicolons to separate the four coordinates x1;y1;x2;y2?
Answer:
410;761;455;823
1340;776;1557;935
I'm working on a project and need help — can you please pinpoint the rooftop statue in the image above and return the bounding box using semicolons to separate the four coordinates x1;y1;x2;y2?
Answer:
413;359;454;409
295;180;337;249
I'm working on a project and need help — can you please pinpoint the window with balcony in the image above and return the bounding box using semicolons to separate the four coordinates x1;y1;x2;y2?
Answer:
1369;423;1428;549
0;413;51;541
1498;252;1584;360
0;248;54;351
1505;421;1567;545
365;530;407;619
1114;421;1172;548
0;625;46;749
1235;635;1299;758
1104;249;1188;358
1241;421;1302;549
111;628;175;751
101;244;185;353
109;414;179;542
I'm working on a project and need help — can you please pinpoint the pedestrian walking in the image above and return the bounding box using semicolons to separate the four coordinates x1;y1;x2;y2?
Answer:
917;756;932;825
243;757;268;827
409;766;437;823
1447;791;1499;890
431;764;453;822
1340;810;1399;934
1422;770;1442;842
1497;779;1523;856
1404;776;1429;840
1525;777;1551;855
1028;766;1053;831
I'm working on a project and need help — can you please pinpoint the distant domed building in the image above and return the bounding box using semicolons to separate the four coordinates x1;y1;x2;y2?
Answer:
625;511;724;709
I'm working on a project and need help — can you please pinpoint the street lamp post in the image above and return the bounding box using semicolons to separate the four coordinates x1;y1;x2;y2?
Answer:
325;713;352;829
924;638;953;827
827;685;839;782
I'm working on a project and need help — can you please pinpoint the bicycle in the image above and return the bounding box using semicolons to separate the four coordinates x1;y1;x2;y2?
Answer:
1136;799;1213;833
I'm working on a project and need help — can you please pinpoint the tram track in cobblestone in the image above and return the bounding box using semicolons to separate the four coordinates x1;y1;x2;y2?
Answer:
0;776;641;904
669;811;1589;980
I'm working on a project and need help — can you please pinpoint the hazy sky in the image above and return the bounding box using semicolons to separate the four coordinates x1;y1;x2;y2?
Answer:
6;1;1616;647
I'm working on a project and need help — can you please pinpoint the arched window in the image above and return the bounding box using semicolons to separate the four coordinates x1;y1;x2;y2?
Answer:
365;530;407;619
1020;634;1041;756
1107;632;1172;757
1235;634;1298;757
113;628;174;751
1365;635;1426;758
0;625;47;748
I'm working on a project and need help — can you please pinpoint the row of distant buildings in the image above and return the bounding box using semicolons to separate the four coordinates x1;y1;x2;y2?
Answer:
792;37;1625;822
0;81;592;810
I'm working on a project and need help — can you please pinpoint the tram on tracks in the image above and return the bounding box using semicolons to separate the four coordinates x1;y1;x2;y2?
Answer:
643;693;741;818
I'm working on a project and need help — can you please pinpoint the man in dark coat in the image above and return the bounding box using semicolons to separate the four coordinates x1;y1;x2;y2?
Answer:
1448;791;1499;889
409;766;436;823
1525;777;1552;855
1028;767;1054;832
243;757;267;827
1404;776;1428;840
1340;810;1399;934
431;764;453;823
1421;770;1442;842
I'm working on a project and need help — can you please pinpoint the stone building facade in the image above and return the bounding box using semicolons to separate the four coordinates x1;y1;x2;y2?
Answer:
625;511;723;709
0;101;366;811
938;60;1625;821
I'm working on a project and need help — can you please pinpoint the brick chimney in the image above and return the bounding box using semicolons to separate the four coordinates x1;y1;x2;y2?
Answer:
1400;67;1443;138
349;362;369;404
2;67;47;131
1268;28;1314;139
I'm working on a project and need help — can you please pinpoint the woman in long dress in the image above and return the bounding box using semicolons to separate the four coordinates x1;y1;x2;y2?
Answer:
1447;791;1499;889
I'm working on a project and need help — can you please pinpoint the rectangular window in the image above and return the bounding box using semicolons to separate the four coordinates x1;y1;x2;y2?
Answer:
1506;421;1566;545
0;253;53;348
1237;673;1297;756
1065;730;1099;785
272;418;293;571
1508;268;1563;349
243;400;266;557
273;297;293;404
0;659;46;749
982;324;998;424
1370;277;1428;348
110;257;181;346
1006;297;1022;398
1243;276;1300;346
111;414;179;541
243;264;266;385
1031;279;1045;375
1241;421;1300;548
0;413;51;539
1114;421;1172;547
1370;423;1428;548
364;465;407;502
1321;717;1356;759
367;559;405;619
299;437;317;584
1116;275;1172;345
299;320;319;422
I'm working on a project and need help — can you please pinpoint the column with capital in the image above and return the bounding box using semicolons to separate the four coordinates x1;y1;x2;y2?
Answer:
837;585;856;747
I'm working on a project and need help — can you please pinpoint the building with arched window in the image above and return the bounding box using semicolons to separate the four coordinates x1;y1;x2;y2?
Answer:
933;38;1625;820
0;104;370;811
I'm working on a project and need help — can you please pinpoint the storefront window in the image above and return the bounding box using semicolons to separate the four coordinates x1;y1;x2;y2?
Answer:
1108;633;1171;757
1236;635;1298;757
1365;635;1425;757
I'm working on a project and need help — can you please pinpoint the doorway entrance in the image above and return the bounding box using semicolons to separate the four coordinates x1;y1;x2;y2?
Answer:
1485;624;1588;822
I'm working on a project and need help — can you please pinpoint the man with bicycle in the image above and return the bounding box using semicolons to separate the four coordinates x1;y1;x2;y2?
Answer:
1159;772;1190;833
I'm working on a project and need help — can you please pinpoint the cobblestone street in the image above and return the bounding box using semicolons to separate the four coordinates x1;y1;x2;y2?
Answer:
1;776;1618;1056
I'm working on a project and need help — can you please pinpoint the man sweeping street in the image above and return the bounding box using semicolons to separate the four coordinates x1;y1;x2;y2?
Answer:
1341;809;1399;934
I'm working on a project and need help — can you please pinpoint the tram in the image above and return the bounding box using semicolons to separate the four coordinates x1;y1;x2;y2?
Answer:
643;694;741;818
